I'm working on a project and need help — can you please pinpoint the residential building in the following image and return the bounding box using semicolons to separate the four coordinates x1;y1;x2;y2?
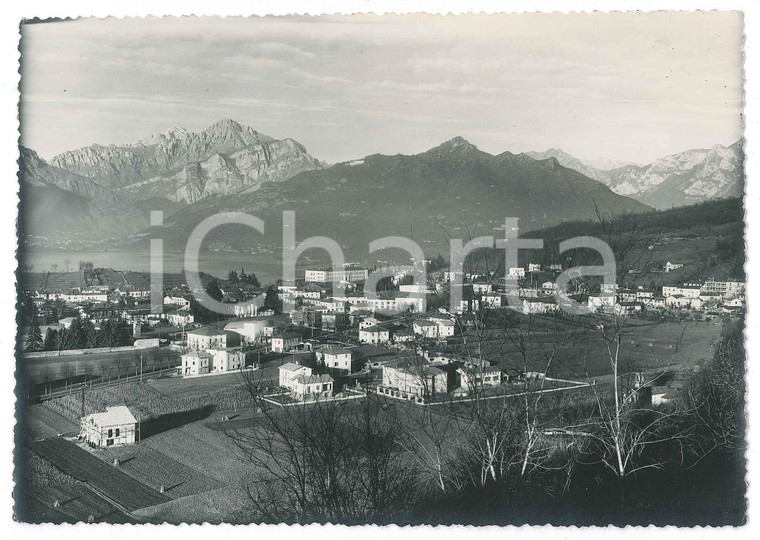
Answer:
167;311;194;327
522;298;560;315
279;362;311;388
481;293;504;307
642;295;667;309
618;289;638;303
304;267;369;283
666;294;695;308
664;261;684;272
290;374;334;399
663;285;702;299
391;327;415;343
542;281;558;293
164;295;191;310
318;346;352;373
508;267;526;278
208;348;245;373
701;279;745;298
412;318;454;339
271;332;302;353
333;293;425;313
443;271;464;283
278;363;334;399
359;316;380;329
459;365;502;389
413;319;439;339
359;325;390;344
80;406;137;448
528;263;542;273
181;349;213;376
291;306;324;328
380;363;448;402
321;311;349;332
233;302;260;318
187;327;239;350
614;302;643;317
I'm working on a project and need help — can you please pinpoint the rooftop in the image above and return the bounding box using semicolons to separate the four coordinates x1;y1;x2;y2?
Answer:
187;326;227;337
321;346;352;356
360;325;388;333
86;405;137;426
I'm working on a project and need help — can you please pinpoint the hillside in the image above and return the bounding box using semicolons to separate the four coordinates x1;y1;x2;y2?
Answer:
19;120;323;245
528;142;744;209
18;147;162;241
523;197;745;283
144;136;650;258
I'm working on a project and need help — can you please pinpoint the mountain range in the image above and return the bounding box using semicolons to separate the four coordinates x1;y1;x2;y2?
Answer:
18;119;740;257
126;135;649;256
527;142;744;209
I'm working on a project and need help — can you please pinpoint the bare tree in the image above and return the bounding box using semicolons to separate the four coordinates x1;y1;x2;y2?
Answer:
82;363;95;388
97;359;113;385
229;374;418;524
60;362;75;392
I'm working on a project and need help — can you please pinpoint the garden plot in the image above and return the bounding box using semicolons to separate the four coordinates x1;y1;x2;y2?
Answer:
91;445;223;500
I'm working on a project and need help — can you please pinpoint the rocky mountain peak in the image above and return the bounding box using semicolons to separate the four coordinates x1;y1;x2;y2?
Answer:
424;136;480;158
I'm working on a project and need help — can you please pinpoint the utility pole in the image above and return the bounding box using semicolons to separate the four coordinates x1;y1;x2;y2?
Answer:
80;383;86;419
140;354;143;383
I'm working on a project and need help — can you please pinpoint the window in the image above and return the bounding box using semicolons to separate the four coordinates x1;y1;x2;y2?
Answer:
107;439;113;446
107;428;113;438
115;428;120;437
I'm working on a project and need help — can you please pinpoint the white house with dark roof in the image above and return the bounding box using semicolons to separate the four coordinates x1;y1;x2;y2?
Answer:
279;362;311;387
271;332;302;353
187;326;239;350
290;373;334;399
181;348;213;376
318;346;352;373
359;325;390;344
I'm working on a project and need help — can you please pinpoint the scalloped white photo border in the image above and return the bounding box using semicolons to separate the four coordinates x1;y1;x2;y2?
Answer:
1;1;757;538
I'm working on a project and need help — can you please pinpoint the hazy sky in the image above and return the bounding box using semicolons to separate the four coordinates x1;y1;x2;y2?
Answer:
20;13;743;165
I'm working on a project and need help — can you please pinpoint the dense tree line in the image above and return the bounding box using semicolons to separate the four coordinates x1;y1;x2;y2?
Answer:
40;317;132;352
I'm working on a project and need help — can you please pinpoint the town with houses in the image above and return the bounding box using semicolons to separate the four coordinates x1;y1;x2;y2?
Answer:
19;258;745;407
13;12;749;528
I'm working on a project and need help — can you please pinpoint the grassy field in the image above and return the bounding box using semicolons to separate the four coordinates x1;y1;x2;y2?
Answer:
21;404;80;440
32;438;170;512
91;445;223;500
45;380;254;424
21;483;136;524
140;418;256;483
463;319;723;378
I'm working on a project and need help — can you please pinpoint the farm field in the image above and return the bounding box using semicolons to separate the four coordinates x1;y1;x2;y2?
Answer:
46;380;253;425
91;445;223;500
21;404;80;440
32;438;170;511
141;419;256;483
148;371;249;399
133;485;252;524
471;319;723;378
21;483;136;524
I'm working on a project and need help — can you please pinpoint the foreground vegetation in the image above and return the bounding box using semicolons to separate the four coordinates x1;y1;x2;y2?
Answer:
228;318;745;525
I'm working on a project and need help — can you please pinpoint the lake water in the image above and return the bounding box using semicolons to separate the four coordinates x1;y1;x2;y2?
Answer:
20;249;285;283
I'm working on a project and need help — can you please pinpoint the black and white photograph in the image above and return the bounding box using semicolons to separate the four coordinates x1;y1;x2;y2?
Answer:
6;4;755;530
